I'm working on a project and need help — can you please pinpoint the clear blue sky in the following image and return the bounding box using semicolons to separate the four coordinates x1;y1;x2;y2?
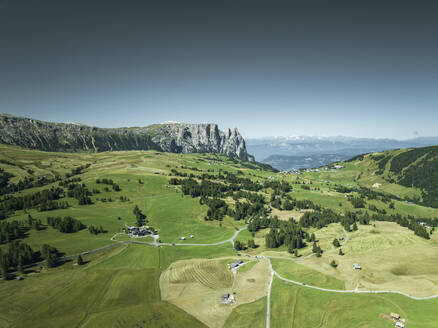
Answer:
1;0;437;139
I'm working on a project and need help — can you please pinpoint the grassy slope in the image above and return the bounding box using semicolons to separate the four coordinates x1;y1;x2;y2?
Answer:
270;258;345;290
0;244;207;328
1;148;255;255
224;297;267;328
1;144;438;327
270;276;438;328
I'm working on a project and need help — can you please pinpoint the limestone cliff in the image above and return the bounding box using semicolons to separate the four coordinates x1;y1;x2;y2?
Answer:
0;114;254;161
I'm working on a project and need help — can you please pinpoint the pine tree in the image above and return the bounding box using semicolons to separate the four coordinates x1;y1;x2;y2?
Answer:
18;257;24;274
332;238;340;247
47;253;57;268
0;254;8;279
312;242;318;253
77;255;84;266
234;240;244;251
330;260;338;268
339;248;344;256
352;222;358;231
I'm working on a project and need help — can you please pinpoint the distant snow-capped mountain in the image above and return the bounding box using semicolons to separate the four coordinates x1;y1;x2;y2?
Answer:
246;136;438;170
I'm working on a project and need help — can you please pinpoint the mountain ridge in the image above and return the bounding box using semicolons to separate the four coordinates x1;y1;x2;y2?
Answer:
246;135;438;167
0;113;254;161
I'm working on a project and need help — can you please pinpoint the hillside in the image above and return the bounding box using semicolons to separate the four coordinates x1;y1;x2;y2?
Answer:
0;113;254;161
0;144;437;327
350;145;438;208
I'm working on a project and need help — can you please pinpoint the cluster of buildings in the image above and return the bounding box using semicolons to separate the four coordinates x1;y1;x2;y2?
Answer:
280;165;344;175
353;263;362;270
127;226;156;238
280;169;301;175
390;312;405;327
419;222;433;229
228;259;244;270
222;293;235;304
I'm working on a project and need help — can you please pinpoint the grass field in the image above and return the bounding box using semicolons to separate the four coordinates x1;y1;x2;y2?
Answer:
160;258;271;328
2;148;249;256
295;222;438;296
224;297;267;328
270;258;345;290
270;276;438;328
1;144;438;327
0;244;206;328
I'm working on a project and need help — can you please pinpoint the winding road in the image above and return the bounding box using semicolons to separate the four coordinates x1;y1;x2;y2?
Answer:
65;226;247;260
63;225;438;328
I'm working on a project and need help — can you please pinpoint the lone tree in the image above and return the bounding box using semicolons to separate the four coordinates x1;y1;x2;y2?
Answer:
332;238;340;248
312;242;318;253
338;248;344;256
77;255;84;266
352;222;358;231
330;260;338;268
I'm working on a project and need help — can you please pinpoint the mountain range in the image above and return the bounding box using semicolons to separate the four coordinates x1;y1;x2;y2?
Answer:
0;113;254;161
246;136;438;170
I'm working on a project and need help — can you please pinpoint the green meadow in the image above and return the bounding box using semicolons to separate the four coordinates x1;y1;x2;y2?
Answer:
270;276;438;328
1;144;438;327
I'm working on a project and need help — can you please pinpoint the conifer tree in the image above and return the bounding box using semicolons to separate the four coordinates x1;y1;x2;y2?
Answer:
77;255;84;266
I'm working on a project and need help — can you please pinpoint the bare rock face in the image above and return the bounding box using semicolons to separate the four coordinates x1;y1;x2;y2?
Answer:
151;123;253;161
0;114;254;161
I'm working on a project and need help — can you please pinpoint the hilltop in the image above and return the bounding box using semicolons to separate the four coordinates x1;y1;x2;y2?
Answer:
0;113;254;161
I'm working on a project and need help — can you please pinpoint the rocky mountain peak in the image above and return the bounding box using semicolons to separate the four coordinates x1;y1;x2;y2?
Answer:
0;113;254;161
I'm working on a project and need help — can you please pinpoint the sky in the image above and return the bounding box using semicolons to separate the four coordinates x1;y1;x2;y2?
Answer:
1;0;437;139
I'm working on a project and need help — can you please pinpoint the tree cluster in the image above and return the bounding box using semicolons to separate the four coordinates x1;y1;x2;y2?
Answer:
264;219;307;253
66;183;92;205
200;197;228;221
96;178;121;191
0;187;65;218
47;216;85;233
0;241;37;277
88;225;106;235
133;205;147;226
41;244;60;268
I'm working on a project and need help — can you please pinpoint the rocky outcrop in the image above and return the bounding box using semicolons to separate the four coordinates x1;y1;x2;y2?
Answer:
0;114;254;161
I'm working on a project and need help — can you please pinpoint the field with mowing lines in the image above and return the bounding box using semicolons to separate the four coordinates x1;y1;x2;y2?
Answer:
160;258;271;328
167;258;233;289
